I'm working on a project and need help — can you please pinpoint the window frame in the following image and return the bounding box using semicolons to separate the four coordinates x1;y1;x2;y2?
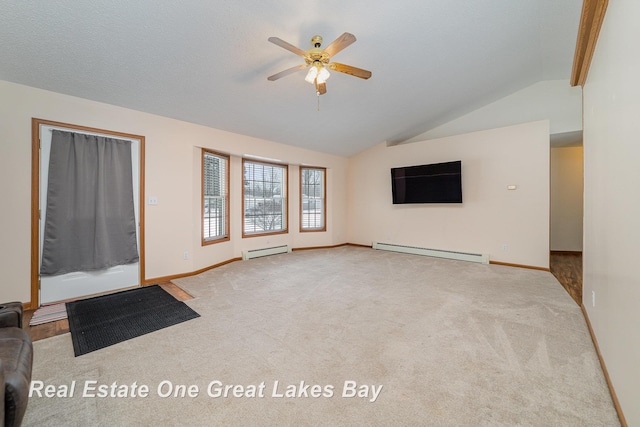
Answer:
202;149;230;245
300;166;327;232
242;158;289;238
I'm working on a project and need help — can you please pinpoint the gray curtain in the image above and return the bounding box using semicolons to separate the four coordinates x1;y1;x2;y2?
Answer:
40;130;139;276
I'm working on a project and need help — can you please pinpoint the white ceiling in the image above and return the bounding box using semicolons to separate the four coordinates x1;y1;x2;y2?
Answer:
0;1;582;157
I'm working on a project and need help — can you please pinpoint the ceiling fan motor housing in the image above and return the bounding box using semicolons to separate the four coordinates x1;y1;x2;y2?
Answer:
311;35;323;47
306;35;330;64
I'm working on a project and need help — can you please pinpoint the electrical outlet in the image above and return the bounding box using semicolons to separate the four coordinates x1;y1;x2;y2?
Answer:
592;290;596;307
148;196;158;205
502;244;508;251
183;251;189;260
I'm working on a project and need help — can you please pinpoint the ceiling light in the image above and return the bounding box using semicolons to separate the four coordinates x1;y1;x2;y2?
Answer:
305;62;330;85
305;66;318;84
316;66;330;84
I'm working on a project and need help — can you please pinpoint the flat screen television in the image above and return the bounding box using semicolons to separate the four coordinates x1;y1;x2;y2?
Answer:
391;160;462;204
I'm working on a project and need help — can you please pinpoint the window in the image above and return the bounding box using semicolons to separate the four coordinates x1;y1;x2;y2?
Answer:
243;159;288;236
300;167;326;232
202;150;229;244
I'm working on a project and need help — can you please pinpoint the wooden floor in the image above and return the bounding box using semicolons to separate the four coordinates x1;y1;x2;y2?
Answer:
549;251;583;306
23;282;192;342
23;256;582;341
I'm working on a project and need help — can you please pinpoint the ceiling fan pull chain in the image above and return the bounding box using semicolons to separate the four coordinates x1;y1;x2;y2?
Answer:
317;91;321;111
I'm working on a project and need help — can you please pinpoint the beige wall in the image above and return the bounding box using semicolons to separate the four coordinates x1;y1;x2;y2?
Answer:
347;121;550;268
582;0;640;424
550;146;584;251
0;80;348;304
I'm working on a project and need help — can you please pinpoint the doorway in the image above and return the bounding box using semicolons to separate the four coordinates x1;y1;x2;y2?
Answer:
31;118;146;307
549;137;584;305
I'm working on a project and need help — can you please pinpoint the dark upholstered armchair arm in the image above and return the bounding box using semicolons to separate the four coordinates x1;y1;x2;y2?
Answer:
1;327;33;427
0;303;23;329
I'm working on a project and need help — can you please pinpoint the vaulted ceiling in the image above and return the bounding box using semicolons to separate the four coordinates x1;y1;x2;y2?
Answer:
0;1;582;156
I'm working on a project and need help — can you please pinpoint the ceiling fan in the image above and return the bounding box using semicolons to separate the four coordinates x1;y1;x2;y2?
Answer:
267;32;372;96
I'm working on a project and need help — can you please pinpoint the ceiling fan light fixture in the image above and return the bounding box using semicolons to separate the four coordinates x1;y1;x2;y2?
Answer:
305;62;330;85
304;66;318;84
316;65;330;84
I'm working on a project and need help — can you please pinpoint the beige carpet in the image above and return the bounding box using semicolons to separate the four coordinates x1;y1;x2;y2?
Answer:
24;246;619;426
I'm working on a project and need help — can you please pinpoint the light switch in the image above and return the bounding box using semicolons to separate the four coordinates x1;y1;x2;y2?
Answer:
507;185;517;190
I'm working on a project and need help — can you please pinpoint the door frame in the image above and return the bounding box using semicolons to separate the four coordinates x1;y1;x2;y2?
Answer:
30;118;146;309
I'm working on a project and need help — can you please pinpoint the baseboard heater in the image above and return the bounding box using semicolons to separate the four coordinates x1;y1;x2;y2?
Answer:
242;245;291;261
372;242;489;264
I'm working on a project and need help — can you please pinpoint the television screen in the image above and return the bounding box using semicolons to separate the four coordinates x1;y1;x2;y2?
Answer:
391;160;462;204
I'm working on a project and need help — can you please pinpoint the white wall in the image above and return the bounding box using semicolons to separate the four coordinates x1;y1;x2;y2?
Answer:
0;80;348;305
582;0;640;424
348;121;550;268
550;146;584;251
404;79;582;143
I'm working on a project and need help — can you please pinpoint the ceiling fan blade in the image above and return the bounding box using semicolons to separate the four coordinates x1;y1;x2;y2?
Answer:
268;37;307;57
323;32;357;57
328;62;372;79
267;64;308;81
316;81;327;95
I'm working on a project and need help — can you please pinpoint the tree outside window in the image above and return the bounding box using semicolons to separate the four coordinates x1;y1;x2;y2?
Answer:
300;167;325;232
243;160;288;236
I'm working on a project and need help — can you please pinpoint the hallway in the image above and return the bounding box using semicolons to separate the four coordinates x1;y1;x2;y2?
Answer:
550;251;582;305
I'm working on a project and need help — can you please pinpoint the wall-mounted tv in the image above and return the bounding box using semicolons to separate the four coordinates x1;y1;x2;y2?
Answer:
391;160;462;204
